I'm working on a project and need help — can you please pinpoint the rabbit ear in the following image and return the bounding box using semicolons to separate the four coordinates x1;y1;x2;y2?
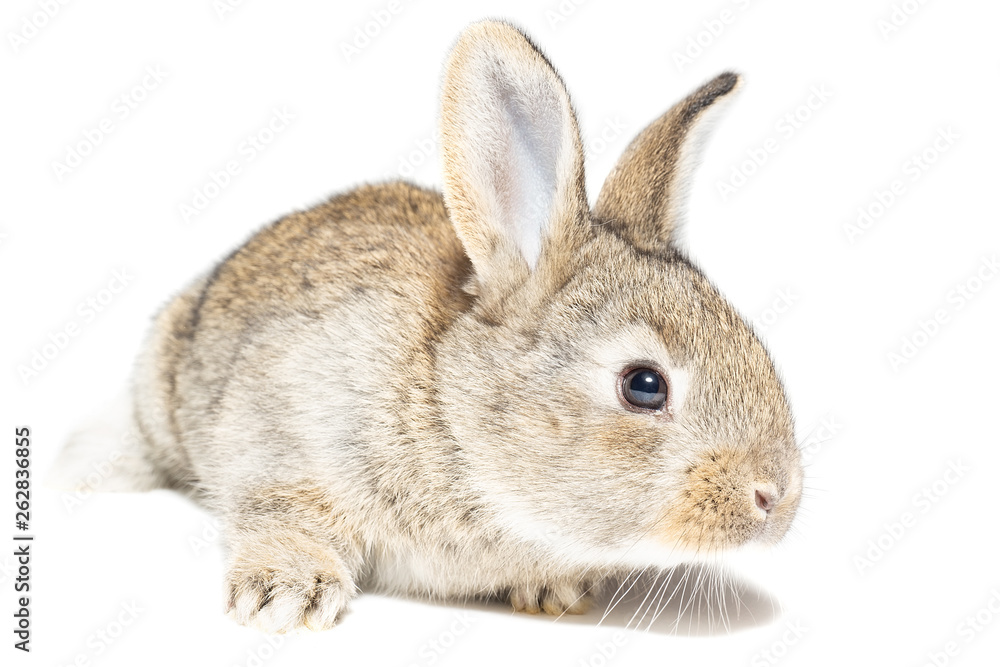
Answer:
440;21;587;295
594;72;741;252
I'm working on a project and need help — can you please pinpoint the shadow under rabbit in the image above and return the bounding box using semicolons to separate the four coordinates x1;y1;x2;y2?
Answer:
378;564;780;637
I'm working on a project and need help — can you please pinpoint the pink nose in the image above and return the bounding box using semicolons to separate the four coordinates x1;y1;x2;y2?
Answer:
755;489;775;512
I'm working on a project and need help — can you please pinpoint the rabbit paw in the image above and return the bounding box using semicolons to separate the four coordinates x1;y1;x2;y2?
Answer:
225;535;354;633
509;580;593;616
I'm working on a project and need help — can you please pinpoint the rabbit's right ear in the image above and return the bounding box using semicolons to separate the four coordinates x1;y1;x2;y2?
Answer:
594;72;741;253
440;21;588;298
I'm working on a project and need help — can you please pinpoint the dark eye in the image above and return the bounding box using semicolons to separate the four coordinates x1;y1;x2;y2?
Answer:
621;368;668;411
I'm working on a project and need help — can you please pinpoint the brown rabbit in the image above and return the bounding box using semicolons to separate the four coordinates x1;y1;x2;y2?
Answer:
53;19;802;633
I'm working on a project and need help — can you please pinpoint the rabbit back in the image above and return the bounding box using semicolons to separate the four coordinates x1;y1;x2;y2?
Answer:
132;182;472;499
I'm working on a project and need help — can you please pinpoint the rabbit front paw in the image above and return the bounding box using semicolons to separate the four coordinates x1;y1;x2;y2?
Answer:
224;533;355;633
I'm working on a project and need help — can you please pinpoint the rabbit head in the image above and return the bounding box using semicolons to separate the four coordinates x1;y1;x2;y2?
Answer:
437;21;802;569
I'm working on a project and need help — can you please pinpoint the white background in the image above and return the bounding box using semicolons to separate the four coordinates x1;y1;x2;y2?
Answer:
3;0;999;665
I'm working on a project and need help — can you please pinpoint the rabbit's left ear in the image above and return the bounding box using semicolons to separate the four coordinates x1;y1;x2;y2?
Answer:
594;72;741;252
440;20;588;297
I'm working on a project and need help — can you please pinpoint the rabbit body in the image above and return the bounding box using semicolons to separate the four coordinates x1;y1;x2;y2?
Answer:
63;21;803;632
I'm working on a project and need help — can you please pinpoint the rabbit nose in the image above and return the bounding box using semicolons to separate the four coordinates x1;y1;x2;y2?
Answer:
754;487;777;513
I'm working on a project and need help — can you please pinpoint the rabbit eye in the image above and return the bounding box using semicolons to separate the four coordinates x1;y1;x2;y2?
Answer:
621;368;668;411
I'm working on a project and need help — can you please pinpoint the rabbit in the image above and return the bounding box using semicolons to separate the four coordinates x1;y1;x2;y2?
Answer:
52;19;803;633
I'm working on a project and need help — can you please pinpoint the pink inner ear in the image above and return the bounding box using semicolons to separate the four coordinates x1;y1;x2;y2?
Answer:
486;75;563;269
441;21;588;285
